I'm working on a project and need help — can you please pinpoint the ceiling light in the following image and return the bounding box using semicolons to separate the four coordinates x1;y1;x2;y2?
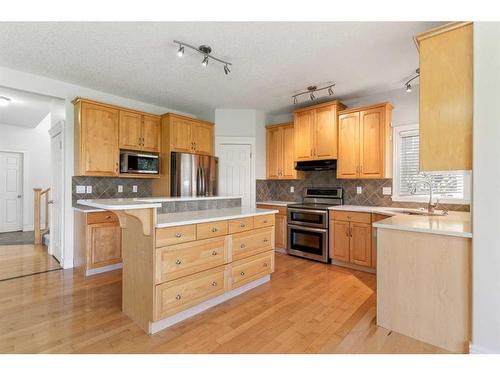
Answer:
0;96;12;107
404;68;420;93
224;64;230;75
310;92;315;101
177;45;184;57
328;87;334;95
202;55;209;67
293;96;298;105
291;83;336;104
405;83;412;93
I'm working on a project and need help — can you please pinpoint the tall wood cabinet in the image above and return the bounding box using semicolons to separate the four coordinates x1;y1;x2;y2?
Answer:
266;123;302;180
293;100;346;161
337;102;393;179
415;22;472;171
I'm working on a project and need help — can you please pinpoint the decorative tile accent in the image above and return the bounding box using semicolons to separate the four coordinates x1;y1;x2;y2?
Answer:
256;171;470;212
159;198;241;213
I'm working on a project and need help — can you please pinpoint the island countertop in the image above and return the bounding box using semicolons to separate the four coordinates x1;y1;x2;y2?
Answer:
156;207;279;228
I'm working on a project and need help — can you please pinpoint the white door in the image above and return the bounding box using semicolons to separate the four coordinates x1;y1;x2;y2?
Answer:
0;152;23;233
218;144;252;208
49;130;63;262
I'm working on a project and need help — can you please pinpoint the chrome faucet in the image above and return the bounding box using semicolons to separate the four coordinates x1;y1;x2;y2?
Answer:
410;176;436;214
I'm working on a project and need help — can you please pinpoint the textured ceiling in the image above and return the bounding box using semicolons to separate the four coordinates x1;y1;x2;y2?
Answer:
0;86;54;128
0;22;441;118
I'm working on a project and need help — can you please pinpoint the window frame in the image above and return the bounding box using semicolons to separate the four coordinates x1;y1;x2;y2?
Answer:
392;124;471;204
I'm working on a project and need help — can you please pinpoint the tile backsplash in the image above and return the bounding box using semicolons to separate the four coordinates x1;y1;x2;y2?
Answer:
256;171;470;212
72;176;153;206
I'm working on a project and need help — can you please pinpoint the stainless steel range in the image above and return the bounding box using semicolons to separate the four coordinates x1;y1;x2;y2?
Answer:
287;187;343;263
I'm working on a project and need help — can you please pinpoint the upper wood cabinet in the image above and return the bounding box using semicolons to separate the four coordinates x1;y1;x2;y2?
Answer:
265;123;302;180
415;22;472;171
119;111;161;153
293;100;346;161
165;113;214;156
337;103;393;179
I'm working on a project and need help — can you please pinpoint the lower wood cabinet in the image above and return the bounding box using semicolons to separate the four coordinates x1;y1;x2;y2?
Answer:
256;205;287;249
232;227;273;261
229;251;275;290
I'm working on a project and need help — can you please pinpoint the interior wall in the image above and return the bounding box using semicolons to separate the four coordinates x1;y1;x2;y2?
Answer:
0;115;51;231
471;22;500;354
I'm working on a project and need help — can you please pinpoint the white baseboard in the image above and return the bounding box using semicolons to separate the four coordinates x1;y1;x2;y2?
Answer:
469;342;499;354
23;225;34;232
86;263;123;276
149;274;271;334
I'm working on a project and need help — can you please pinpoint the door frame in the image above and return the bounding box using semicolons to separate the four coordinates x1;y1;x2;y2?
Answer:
48;121;65;260
0;150;26;232
215;137;256;208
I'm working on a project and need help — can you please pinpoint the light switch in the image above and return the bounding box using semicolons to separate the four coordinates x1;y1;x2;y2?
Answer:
290;186;295;193
356;186;362;194
86;186;92;194
132;185;138;193
118;185;123;193
382;187;392;195
76;185;85;194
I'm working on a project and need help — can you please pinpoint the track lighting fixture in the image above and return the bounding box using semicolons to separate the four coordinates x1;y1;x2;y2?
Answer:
174;40;232;74
292;84;335;104
404;68;420;93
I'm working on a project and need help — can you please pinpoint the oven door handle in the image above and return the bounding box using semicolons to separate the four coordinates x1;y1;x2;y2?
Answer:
288;224;327;233
288;208;328;215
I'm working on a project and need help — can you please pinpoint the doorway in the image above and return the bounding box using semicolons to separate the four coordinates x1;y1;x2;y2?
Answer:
0;151;23;234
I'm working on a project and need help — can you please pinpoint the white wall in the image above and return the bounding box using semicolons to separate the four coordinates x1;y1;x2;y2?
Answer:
0;115;51;231
471;22;500;354
0;65;196;269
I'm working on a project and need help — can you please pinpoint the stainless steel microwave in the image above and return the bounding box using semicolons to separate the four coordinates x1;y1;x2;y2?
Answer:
119;151;159;174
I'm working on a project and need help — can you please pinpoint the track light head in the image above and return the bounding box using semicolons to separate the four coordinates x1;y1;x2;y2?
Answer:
177;45;184;57
405;83;412;93
310;92;315;101
328;87;334;95
293;96;298;105
224;64;230;75
202;55;209;67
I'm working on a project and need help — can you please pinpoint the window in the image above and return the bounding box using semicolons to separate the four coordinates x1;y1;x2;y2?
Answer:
392;124;471;203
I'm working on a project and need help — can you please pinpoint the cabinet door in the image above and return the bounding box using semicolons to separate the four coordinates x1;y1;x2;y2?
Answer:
88;223;121;268
349;222;372;267
119;110;142;151
294;110;314;161
170;118;193;153
192;123;214;155
81;102;119;176
142;115;161;153
330;220;350;262
359;107;384;178
275;214;287;249
281;125;296;179
314;106;337;159
337;112;360;179
266;127;283;179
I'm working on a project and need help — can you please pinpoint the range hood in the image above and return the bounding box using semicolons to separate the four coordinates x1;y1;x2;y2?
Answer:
295;159;337;171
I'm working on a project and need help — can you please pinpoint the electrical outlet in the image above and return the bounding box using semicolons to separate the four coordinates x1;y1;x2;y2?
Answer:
382;187;392;195
86;186;92;194
76;185;85;194
118;185;123;193
290;186;295;193
356;186;362;194
132;185;138;193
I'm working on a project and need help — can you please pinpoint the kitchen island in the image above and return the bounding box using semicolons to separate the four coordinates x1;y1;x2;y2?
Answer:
78;198;278;334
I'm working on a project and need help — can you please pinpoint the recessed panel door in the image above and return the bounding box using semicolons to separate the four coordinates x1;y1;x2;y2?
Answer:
0;152;23;233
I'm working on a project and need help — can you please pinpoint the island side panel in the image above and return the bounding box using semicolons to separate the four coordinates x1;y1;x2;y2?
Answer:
376;228;471;353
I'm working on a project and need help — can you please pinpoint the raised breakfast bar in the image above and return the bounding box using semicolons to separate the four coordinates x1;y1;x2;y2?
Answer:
78;198;278;334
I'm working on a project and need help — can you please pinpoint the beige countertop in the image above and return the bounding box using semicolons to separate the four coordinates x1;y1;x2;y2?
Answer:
256;201;297;207
329;205;472;238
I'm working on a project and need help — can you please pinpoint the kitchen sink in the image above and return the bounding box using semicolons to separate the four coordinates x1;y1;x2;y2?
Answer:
395;209;449;217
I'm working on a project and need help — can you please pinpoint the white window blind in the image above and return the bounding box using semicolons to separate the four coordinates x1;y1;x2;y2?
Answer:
396;128;466;200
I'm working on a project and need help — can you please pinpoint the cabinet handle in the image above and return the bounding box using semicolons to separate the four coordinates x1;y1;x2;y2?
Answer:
263;238;268;243
263;262;268;267
105;216;111;219
175;233;182;238
211;281;217;287
240;271;245;276
240;223;246;228
211;227;218;232
115;162;119;173
345;227;349;237
175;294;182;300
263;220;268;224
349;227;353;237
175;259;182;265
211;250;218;256
240;244;246;249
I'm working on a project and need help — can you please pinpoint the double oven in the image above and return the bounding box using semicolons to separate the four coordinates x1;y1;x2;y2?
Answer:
287;187;343;263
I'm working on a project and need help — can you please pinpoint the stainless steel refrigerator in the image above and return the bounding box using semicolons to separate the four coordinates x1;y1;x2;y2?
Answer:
170;152;218;197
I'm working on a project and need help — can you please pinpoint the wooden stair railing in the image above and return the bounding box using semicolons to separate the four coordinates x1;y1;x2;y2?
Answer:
34;187;51;245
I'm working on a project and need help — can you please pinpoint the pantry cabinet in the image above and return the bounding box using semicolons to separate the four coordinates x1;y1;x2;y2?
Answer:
415;22;472;171
293;100;346;161
337;102;393;179
265;123;302;180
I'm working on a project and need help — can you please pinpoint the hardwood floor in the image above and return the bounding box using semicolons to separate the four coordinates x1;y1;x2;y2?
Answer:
0;253;447;353
0;244;61;281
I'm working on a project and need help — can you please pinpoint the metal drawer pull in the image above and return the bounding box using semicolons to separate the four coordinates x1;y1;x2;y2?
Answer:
263;220;268;223
176;294;182;300
240;223;245;228
263;263;268;267
211;281;217;286
105;216;111;219
211;250;218;256
175;233;182;238
175;259;182;265
263;238;268;242
211;227;218;232
240;271;245;276
240;244;246;249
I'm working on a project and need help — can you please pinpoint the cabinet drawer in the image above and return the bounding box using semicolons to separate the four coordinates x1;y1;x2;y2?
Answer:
228;217;254;233
196;220;228;240
156;224;197;247
232;227;273;261
155;237;228;283
330;211;371;224
154;266;226;321
87;211;119;225
230;251;274;290
253;214;275;229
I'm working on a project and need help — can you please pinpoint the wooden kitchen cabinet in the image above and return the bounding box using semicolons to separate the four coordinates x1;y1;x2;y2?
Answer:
141;115;161;153
165;113;214;156
191;122;214;155
293;100;346;162
349;222;372;267
415;22;472;171
257;204;287;249
119;111;161;153
265;123;302;180
337;102;393;179
331;220;350;262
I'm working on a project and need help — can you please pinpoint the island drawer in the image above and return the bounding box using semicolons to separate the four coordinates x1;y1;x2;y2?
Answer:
156;224;197;247
228;217;254;234
229;251;274;290
154;265;226;321
232;227;273;261
196;220;229;240
330;211;372;224
155;237;228;283
87;211;119;225
253;214;275;229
